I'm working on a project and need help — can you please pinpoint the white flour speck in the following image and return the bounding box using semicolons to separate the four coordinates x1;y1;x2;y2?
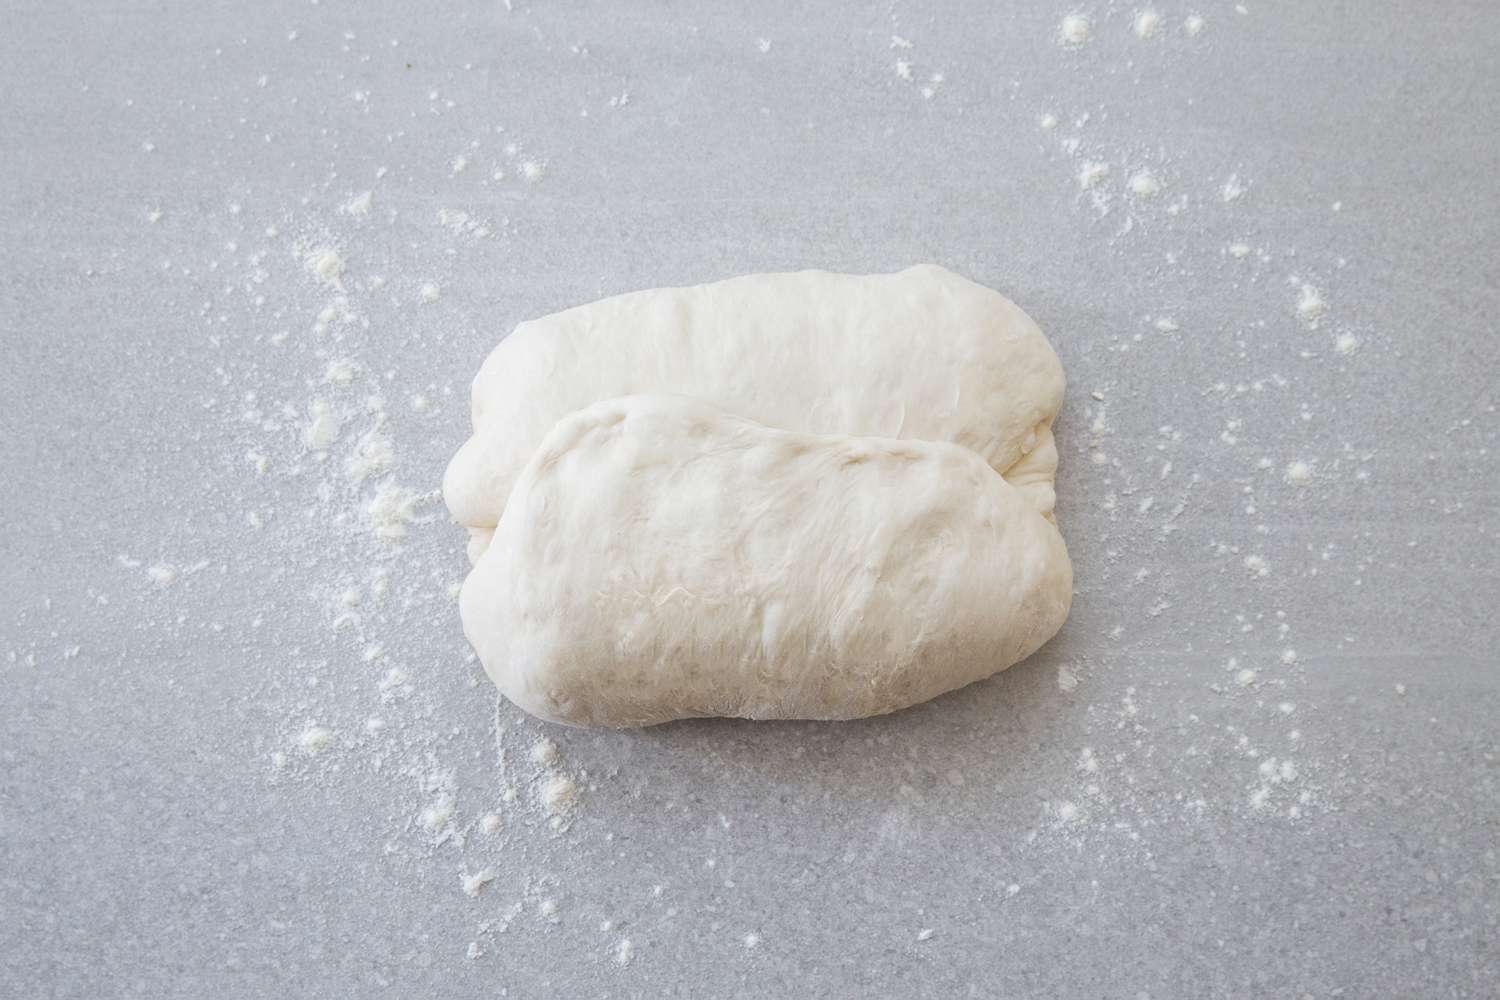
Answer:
1078;161;1110;190
461;868;495;898
298;725;333;754
303;400;342;451
1128;170;1161;196
345;427;393;484
304;248;346;288
1059;13;1090;45
366;481;427;540
147;563;179;587
529;738;560;766
1285;460;1314;484
540;774;579;814
1296;284;1327;326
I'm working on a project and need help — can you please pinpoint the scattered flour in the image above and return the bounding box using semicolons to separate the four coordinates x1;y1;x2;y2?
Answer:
304;248;346;289
1127;170;1161;197
461;868;496;898
1296;283;1327;326
1078;161;1110;190
540;774;579;814
419;772;459;840
345;426;395;484
303;400;342;451
341;190;373;217
147;563;179;587
1058;14;1090;46
366;481;428;540
298;725;333;754
1133;10;1162;38
204;4;1355;950
1285;460;1314;484
529;738;560;766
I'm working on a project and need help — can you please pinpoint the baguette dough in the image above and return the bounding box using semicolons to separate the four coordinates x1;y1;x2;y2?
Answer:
460;395;1072;728
444;265;1065;561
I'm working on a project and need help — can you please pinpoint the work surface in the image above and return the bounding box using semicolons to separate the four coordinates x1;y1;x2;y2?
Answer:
3;2;1497;997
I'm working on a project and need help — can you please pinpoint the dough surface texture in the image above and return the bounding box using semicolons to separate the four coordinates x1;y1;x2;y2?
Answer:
444;264;1065;560
460;395;1072;728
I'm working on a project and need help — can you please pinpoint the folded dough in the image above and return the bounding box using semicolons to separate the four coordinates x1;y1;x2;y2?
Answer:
444;265;1065;561
460;395;1072;727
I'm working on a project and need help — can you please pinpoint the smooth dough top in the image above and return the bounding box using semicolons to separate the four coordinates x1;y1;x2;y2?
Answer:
444;264;1066;555
460;394;1073;728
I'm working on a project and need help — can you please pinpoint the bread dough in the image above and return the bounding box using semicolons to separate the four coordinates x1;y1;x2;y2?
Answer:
449;265;1074;725
444;264;1065;561
460;395;1072;727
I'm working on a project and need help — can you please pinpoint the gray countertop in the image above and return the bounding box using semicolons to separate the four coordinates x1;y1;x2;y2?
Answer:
3;1;1497;997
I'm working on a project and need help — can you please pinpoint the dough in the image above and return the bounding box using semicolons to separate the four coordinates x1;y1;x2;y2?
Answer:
444;264;1065;561
460;395;1072;727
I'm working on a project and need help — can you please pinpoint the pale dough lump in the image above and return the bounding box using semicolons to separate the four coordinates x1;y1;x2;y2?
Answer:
447;265;1072;726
